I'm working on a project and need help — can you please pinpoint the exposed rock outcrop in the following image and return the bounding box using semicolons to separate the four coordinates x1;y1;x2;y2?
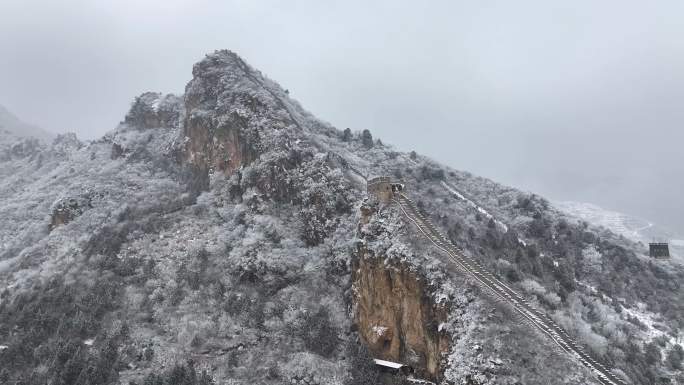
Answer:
50;133;83;158
353;251;450;381
182;52;262;185
49;195;92;231
124;92;182;130
353;202;450;381
181;50;301;191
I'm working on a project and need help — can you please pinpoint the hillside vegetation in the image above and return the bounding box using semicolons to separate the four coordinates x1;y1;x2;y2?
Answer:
0;51;682;385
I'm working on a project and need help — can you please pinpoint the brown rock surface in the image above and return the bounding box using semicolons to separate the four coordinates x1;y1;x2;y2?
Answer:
352;246;450;381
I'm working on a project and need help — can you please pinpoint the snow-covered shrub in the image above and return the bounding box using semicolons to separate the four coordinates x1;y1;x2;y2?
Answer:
667;344;683;370
344;342;379;385
136;361;214;385
288;306;339;358
521;279;546;296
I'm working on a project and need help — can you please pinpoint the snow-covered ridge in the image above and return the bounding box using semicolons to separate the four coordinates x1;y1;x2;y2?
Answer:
555;201;682;259
0;104;53;143
555;201;652;241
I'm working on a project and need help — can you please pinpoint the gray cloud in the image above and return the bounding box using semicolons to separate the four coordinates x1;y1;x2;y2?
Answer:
1;0;682;234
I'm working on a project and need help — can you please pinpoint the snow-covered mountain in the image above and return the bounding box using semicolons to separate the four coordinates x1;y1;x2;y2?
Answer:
556;201;683;259
0;104;53;143
0;104;55;164
0;50;682;385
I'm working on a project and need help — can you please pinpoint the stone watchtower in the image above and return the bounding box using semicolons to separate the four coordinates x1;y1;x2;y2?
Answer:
649;242;670;259
367;176;405;203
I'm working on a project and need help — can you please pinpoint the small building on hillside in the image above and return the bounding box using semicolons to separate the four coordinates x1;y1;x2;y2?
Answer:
373;359;414;376
649;242;670;259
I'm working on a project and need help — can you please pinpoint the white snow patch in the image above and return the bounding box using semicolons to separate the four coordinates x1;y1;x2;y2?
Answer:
0;256;19;273
441;181;466;200
372;325;388;336
621;303;670;343
435;292;449;303
440;181;508;232
521;279;546;296
576;280;598;295
150;96;161;112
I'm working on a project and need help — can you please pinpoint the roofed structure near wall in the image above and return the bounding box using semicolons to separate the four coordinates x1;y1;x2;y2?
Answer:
373;358;414;375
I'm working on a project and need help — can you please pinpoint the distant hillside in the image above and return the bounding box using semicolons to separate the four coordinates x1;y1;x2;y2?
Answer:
0;104;53;143
556;201;683;260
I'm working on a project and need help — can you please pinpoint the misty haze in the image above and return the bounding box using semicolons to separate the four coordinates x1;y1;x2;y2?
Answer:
1;1;682;236
1;2;683;385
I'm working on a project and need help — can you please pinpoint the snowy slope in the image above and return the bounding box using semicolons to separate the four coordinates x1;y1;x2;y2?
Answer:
556;201;683;259
0;104;53;143
0;50;681;385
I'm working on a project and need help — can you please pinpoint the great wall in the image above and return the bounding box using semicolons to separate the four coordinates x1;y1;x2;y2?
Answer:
367;176;628;385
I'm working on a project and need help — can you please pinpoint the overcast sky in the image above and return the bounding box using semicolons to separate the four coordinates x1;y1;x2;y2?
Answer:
1;0;683;235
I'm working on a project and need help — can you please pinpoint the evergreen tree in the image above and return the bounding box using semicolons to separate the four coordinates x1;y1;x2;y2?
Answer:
345;342;379;385
361;129;373;149
667;344;683;369
342;128;352;142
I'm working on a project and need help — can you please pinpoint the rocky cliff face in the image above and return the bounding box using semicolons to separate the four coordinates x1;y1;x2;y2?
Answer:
352;197;607;385
125;92;182;130
182;51;296;189
353;201;450;381
353;245;449;380
49;195;91;231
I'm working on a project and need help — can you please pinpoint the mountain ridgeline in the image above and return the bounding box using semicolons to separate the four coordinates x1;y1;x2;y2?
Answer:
0;50;682;385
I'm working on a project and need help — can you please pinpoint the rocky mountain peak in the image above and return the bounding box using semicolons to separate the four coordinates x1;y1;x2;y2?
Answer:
191;49;250;80
185;50;285;114
182;50;299;189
